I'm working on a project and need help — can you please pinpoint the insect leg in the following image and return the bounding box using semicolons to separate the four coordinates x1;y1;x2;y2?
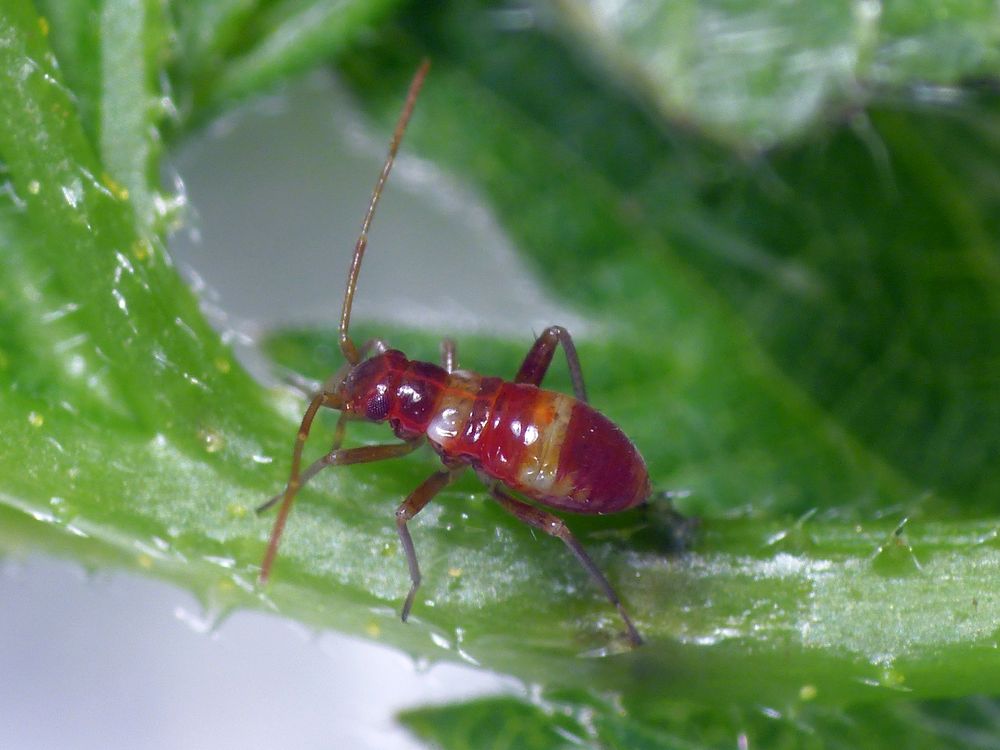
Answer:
259;437;423;583
258;390;340;552
256;411;349;513
396;467;464;621
489;484;642;646
280;369;329;399
515;326;588;403
440;338;457;373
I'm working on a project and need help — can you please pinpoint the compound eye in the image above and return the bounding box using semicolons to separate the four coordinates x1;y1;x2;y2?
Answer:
365;390;391;421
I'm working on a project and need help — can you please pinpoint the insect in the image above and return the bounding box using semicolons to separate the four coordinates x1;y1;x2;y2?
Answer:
258;60;648;646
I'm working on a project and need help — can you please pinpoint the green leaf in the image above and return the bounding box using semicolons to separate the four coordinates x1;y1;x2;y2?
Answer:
399;696;584;750
399;693;1000;750
265;328;1000;704
168;0;405;128
2;1;1000;747
340;3;1000;515
545;0;1000;146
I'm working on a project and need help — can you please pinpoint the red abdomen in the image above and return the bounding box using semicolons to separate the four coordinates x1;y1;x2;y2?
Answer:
417;371;649;514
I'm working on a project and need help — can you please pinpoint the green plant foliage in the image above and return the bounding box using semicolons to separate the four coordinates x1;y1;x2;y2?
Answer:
399;693;1000;750
342;3;1000;517
265;326;1000;704
1;0;999;747
548;0;1000;146
168;0;402;127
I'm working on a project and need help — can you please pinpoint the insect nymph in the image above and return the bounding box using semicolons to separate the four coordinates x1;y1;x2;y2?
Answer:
258;61;648;646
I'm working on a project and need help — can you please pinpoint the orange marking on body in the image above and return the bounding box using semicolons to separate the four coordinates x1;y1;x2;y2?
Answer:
516;391;574;497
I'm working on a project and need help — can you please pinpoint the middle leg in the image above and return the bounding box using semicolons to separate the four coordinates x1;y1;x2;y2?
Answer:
515;325;588;403
396;467;465;620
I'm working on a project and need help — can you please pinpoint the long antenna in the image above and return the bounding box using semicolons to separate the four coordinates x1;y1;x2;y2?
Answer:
339;59;431;365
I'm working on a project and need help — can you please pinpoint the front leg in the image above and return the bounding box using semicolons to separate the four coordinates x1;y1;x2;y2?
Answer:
256;412;348;513
259;438;424;582
515;325;587;403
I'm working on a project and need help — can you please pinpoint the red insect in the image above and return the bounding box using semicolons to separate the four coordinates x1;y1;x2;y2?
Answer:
258;60;648;646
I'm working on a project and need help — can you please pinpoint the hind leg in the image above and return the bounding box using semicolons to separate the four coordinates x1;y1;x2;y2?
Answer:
489;484;642;646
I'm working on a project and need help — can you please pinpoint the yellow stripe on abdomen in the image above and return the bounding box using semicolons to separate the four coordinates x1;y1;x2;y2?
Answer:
515;392;574;497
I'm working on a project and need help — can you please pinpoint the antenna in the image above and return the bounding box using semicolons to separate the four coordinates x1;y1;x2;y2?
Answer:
339;59;431;365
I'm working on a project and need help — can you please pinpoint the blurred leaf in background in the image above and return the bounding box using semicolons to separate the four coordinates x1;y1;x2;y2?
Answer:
1;0;999;747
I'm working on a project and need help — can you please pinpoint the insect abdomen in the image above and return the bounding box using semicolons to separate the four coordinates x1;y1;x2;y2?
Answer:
491;384;648;513
546;400;650;512
425;376;648;514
